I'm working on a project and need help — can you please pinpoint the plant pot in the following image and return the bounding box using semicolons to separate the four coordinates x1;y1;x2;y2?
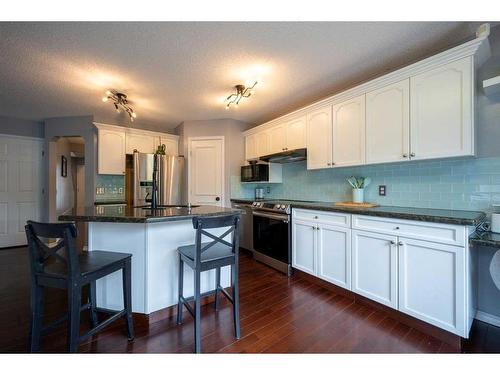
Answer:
352;188;364;203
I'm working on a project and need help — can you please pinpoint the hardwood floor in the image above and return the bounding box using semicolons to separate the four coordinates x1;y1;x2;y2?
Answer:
1;246;500;353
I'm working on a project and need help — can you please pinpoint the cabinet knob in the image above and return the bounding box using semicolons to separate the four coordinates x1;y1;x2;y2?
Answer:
398;241;403;246
410;152;416;157
314;216;318;219
312;226;316;230
395;226;400;230
327;163;331;166
390;240;396;245
402;154;408;158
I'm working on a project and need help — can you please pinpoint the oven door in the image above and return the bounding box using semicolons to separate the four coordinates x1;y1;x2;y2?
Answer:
252;210;290;264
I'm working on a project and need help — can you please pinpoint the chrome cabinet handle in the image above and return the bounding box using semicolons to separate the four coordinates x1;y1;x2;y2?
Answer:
402;154;408;158
410;152;415;157
398;241;403;246
390;240;396;245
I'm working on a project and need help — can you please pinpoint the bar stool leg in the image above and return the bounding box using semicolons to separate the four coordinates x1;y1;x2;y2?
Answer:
30;284;44;352
232;263;240;339
214;267;221;311
122;260;134;340
177;257;184;325
194;269;202;353
89;281;98;328
67;285;81;353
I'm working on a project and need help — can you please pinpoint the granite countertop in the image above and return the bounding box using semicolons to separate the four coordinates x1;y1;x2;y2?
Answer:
230;198;486;226
59;204;242;223
469;231;500;248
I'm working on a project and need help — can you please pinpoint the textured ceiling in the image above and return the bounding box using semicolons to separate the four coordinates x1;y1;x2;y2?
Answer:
0;22;481;130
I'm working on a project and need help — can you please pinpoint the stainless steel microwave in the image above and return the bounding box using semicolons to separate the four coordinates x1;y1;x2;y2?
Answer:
241;163;269;183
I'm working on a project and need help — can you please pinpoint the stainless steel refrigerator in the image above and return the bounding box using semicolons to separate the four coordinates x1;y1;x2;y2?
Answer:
128;152;185;207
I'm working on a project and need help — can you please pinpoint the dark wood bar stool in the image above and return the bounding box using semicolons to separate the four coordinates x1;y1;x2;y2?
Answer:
176;214;241;353
25;220;134;353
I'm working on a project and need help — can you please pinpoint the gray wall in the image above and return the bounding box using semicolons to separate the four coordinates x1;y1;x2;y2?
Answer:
0;115;44;138
175;119;250;207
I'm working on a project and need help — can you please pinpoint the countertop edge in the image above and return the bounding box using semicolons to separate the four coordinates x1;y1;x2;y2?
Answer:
230;198;486;226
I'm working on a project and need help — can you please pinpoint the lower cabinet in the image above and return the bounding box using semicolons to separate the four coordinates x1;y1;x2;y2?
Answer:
398;237;466;336
292;217;351;289
351;230;398;309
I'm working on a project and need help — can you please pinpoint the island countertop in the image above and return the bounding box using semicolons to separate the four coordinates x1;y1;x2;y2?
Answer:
231;198;486;226
59;204;242;223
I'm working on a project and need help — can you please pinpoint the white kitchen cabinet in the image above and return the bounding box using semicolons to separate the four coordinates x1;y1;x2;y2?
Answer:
306;105;332;170
410;56;474;160
245;134;257;160
332;95;366;167
268;124;286;154
126;132;156;154
317;223;351;289
256;131;270;157
285;116;307;150
366;79;410;164
351;230;398;308
97;128;126;175
292;219;316;275
159;136;179;156
398;237;466;336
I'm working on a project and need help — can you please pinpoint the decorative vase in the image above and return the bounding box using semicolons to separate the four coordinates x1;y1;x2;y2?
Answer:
352;188;364;203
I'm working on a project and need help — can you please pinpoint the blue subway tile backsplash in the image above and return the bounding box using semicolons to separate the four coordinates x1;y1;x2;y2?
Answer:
230;156;500;214
95;174;125;202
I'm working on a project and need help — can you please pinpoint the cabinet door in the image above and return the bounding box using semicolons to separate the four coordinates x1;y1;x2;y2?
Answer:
268;124;286;154
126;132;156;154
332;95;366;167
306;105;332;170
410;56;473;160
286;116;307;150
98;129;126;175
366;79;410;164
256;131;270;157
160;137;179;156
317;224;351;289
352;230;398;308
292;220;316;275
245;134;257;160
398;237;465;336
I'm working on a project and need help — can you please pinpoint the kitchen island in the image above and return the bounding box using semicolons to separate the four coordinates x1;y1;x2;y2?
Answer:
59;204;241;315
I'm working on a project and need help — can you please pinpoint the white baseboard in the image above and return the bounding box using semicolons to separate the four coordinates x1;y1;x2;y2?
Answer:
475;310;500;328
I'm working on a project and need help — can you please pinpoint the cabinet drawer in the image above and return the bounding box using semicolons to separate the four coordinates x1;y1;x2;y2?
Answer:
292;208;351;228
352;215;465;246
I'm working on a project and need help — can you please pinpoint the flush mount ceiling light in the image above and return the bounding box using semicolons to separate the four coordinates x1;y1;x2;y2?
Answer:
225;81;257;109
102;90;137;121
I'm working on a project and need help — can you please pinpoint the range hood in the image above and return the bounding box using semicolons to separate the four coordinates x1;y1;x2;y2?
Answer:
259;148;307;163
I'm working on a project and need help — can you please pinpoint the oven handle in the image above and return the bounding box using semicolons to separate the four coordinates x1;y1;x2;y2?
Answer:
252;210;289;223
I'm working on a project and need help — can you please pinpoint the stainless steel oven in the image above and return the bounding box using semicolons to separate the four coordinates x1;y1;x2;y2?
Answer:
251;202;291;276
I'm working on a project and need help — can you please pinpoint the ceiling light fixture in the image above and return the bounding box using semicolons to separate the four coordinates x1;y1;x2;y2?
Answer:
102;90;137;121
225;82;257;109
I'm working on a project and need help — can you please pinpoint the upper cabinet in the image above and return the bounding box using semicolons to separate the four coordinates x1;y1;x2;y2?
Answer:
97;127;126;175
285;116;307;150
410;56;474;160
96;123;179;175
332;95;366;167
366;79;410;164
126;132;156;154
243;36;484;168
306;106;332;170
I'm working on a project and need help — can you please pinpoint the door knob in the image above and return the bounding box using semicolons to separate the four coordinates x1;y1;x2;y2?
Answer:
215;197;220;201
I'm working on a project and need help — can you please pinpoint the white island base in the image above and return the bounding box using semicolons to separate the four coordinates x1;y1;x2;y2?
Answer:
88;220;231;315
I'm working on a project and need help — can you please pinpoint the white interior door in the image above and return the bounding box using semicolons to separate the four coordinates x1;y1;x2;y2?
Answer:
188;137;224;206
0;135;43;248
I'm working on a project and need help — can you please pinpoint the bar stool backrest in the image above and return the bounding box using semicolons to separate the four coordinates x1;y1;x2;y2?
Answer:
191;214;241;264
25;221;80;278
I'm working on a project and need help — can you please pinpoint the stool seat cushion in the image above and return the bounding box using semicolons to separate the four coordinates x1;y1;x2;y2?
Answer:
43;250;132;278
178;242;233;263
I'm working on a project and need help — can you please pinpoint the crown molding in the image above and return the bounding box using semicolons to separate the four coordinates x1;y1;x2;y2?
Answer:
244;34;490;137
93;122;179;140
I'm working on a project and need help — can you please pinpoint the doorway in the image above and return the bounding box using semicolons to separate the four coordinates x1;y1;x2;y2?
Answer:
188;137;225;206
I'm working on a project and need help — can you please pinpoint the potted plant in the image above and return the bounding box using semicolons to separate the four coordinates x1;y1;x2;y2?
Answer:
347;176;371;203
